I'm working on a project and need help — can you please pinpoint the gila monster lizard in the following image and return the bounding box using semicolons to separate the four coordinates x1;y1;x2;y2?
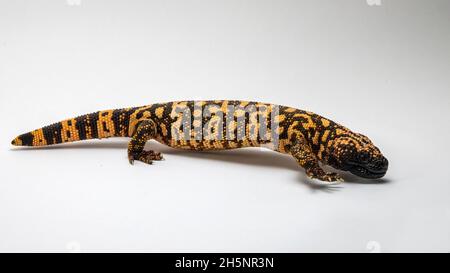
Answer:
11;100;388;182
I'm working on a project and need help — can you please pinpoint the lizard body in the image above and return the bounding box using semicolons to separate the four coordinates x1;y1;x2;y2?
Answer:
11;100;388;182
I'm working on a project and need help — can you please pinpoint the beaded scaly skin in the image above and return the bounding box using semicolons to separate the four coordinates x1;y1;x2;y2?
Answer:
11;100;388;182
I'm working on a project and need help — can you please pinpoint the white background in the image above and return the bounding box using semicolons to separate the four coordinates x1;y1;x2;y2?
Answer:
0;0;449;252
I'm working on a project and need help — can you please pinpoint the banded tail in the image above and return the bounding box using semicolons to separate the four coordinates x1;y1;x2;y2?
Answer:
11;108;134;146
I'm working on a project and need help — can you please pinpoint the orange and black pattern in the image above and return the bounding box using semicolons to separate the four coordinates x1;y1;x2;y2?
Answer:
12;100;388;182
11;108;135;146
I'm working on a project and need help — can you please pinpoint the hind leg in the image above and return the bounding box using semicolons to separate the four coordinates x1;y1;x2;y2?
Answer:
127;119;164;165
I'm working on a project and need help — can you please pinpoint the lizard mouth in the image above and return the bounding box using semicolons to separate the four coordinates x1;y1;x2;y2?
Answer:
346;157;389;179
349;165;387;179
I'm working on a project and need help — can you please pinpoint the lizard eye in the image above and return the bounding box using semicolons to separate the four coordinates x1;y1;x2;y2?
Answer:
358;151;370;163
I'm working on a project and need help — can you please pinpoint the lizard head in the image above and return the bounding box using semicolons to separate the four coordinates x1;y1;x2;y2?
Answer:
327;132;388;179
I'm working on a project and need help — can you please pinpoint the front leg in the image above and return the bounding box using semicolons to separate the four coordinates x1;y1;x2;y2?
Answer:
127;119;164;165
290;138;343;183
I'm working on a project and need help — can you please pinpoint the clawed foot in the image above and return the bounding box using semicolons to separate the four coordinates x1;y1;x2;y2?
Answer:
307;170;344;184
128;150;164;165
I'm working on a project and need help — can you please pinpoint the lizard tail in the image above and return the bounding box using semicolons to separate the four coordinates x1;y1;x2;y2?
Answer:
11;108;134;146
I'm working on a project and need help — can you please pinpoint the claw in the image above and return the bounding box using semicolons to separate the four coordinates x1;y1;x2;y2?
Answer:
128;150;164;165
143;159;153;165
307;171;343;185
